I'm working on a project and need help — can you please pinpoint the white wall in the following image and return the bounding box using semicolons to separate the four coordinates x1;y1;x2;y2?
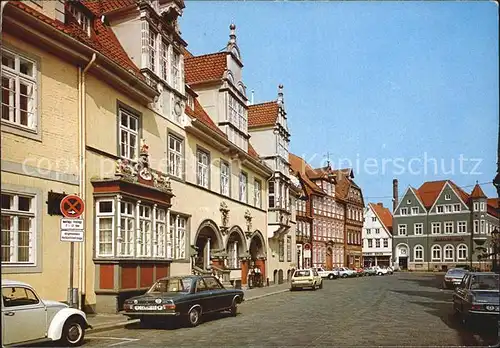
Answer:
362;206;393;255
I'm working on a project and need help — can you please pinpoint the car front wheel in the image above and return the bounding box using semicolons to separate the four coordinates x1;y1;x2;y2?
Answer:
229;300;238;317
187;307;202;327
60;316;85;347
328;274;334;280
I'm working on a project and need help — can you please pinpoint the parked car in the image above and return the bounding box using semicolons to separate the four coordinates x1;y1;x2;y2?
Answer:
363;267;377;276
336;267;357;278
355;268;366;277
1;279;91;347
452;272;499;326
290;268;323;291
443;268;468;289
123;275;244;327
314;267;339;280
386;266;394;275
373;266;389;275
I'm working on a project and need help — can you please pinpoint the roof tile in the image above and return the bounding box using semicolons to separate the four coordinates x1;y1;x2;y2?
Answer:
185;99;226;138
417;180;469;208
248;101;279;128
185;52;227;85
470;183;487;199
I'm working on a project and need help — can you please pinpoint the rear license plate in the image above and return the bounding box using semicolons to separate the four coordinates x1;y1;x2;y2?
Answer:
134;305;163;311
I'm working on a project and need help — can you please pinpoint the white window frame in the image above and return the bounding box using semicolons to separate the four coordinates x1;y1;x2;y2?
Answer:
170;213;187;260
375;228;380;234
457;221;467;233
431;222;441;234
480;202;485;212
473;202;479;212
1;192;36;265
96;200;115;257
148;28;157;72
196;149;210;188
1;48;38;131
383;238;388;248
160;40;169;81
375;239;380;248
220;160;230;196
154;208;166;258
411;207;419;215
457;244;468;261
137;204;152;257
431;245;442;261
453;204;461;212
171;50;180;90
68;3;90;36
414;245;424;261
168;134;183;179
414;223;423;235
398;224;407;236
444;194;451;201
444;244;454;261
473;220;479;234
444;221;453;234
437;205;444;213
367;239;372;248
119;108;139;161
239;172;248;203
400;208;408;215
254;179;262;208
118;201;135;257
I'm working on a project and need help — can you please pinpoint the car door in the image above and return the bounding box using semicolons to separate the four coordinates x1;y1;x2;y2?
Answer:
204;276;229;311
193;278;210;312
455;274;469;310
2;286;47;345
312;269;321;284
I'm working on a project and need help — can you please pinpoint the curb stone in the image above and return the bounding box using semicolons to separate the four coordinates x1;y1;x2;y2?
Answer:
87;288;289;334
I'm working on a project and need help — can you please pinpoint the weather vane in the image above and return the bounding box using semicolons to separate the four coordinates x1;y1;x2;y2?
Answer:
324;152;332;167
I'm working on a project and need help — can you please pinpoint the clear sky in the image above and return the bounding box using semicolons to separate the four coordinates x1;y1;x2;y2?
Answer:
180;1;499;207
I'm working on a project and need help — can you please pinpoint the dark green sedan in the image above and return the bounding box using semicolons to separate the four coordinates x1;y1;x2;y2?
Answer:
123;275;244;327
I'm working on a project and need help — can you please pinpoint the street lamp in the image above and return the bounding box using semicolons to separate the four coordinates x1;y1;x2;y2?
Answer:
491;228;500;273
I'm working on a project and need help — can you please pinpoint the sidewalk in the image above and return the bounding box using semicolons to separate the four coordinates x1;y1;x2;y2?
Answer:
87;282;290;333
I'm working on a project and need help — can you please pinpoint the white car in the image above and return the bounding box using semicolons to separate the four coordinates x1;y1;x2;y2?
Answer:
336;267;357;278
2;280;91;346
373;266;389;275
314;267;339;280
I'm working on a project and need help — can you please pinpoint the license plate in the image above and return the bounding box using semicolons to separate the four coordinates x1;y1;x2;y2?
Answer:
485;305;499;311
134;305;163;311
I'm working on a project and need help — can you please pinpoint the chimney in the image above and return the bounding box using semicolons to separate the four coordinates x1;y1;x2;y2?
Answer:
392;179;398;211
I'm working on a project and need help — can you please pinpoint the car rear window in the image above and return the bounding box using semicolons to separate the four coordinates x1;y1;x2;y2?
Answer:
447;269;466;275
147;278;192;293
470;274;499;290
294;270;310;277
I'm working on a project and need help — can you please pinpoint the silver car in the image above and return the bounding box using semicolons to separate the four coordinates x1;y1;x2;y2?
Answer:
443;268;467;289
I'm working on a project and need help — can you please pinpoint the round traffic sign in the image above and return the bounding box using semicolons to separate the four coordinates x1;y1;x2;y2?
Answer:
60;195;85;218
304;243;311;250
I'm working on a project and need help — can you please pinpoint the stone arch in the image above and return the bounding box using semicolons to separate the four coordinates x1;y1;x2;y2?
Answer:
395;243;409;270
278;269;284;284
227;225;248;252
273;269;278;284
194;219;224;269
249;230;266;260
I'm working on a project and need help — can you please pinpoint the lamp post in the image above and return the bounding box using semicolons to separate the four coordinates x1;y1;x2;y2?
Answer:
491;228;500;273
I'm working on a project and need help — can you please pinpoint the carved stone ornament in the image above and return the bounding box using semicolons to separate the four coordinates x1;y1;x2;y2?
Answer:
135;139;153;181
115;159;138;182
152;171;172;193
220;201;230;228
211;248;228;260
239;251;251;261
244;209;253;237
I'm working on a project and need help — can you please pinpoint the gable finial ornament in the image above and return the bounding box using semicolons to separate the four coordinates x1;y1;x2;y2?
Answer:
229;23;236;44
219;201;230;235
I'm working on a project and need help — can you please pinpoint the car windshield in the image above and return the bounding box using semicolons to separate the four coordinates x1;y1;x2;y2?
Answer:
447;269;466;276
147;278;192;293
294;270;311;277
470;274;499;291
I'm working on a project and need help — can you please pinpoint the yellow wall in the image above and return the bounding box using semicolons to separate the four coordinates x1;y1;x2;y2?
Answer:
1;34;80;303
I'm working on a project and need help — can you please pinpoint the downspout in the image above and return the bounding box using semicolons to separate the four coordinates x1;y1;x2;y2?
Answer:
78;53;96;311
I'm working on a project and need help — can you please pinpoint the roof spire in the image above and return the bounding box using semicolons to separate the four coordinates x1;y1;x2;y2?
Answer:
277;84;284;105
229;23;236;45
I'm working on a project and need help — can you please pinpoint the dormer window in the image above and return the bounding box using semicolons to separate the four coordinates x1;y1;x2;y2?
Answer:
444;194;451;200
68;3;90;36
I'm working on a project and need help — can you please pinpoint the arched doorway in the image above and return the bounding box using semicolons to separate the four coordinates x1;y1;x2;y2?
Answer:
326;247;333;270
195;220;223;270
273;269;278;284
278;269;284;284
225;226;247;269
395;243;409;270
249;231;266;279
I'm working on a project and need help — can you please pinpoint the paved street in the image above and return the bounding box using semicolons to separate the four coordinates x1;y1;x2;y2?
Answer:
82;273;499;347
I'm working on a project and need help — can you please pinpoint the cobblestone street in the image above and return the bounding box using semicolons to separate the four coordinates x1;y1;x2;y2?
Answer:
81;273;498;347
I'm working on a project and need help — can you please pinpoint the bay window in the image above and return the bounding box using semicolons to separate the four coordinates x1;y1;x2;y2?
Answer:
1;192;36;264
1;48;37;130
172;51;180;89
160;41;169;81
95;197;182;259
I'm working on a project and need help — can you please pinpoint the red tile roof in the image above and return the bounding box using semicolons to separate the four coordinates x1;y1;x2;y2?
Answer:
470;183;487;199
83;0;136;15
289;153;323;195
248;143;259;159
369;203;393;234
9;1;143;80
416;180;470;208
248;101;279;128
185;99;226;138
185;52;227;85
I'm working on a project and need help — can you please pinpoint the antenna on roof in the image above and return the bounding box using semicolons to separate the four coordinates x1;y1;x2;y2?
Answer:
324;152;332;167
251;90;255;105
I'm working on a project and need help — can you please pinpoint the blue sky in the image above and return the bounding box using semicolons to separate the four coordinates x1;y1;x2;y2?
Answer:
180;1;499;207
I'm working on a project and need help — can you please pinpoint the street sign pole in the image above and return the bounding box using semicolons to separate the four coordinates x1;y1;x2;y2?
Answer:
60;195;85;309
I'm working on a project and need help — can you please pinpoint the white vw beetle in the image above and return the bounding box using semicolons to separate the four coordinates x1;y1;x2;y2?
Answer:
2;280;91;346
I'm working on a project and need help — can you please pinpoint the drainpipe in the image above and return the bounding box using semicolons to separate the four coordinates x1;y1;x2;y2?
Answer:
78;53;96;311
